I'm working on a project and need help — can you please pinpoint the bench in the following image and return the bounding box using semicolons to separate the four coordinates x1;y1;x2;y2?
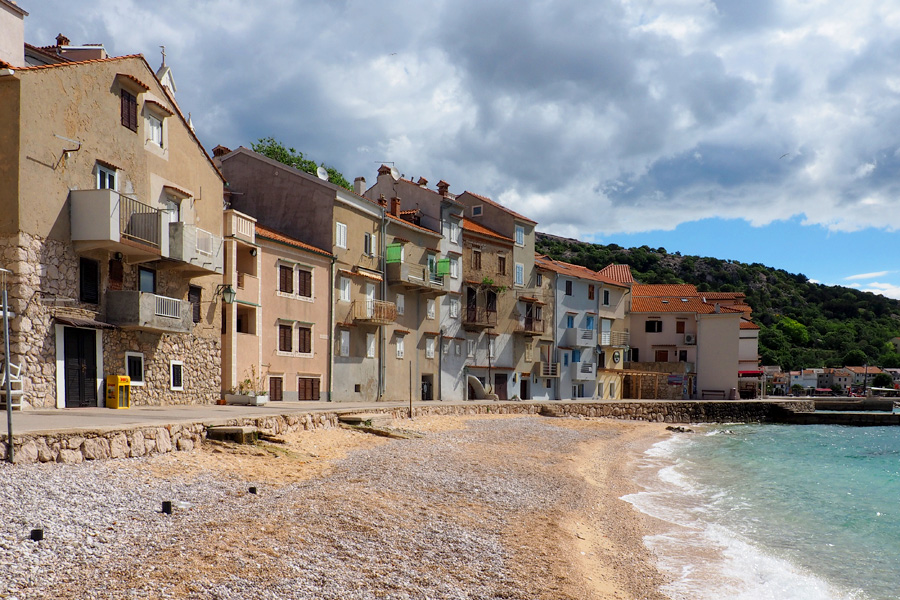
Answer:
0;361;24;410
701;389;726;400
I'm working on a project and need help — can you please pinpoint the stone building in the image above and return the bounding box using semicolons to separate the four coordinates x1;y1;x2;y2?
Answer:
0;24;225;408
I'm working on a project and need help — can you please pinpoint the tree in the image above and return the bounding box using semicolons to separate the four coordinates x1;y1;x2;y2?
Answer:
251;137;352;190
843;349;868;366
872;372;894;388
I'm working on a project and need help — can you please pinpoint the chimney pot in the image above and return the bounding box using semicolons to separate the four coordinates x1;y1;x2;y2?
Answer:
377;194;387;207
354;176;366;196
56;33;70;47
417;177;428;187
391;196;401;217
436;180;450;197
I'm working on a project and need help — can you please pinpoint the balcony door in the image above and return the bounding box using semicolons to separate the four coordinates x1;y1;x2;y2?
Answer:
64;327;98;408
365;283;375;318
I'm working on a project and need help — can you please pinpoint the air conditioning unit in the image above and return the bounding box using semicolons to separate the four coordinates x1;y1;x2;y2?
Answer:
684;333;696;345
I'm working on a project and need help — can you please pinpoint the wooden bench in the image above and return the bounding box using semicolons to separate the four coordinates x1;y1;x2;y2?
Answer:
701;389;726;400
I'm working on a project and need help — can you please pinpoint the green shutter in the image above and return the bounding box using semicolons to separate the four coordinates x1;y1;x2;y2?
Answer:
436;259;451;276
386;243;403;263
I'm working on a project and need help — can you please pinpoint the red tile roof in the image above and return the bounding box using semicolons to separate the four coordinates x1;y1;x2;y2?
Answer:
632;284;700;297
740;320;760;330
844;366;884;375
598;264;634;284
255;224;334;258
460;191;537;224
631;283;744;314
462;218;514;244
16;53;144;71
701;291;746;300
533;254;626;287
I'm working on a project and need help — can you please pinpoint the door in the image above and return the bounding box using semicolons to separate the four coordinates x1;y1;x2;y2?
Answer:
520;377;530;400
64;327;98;408
467;287;477;322
365;283;375;318
601;319;612;345
494;373;508;400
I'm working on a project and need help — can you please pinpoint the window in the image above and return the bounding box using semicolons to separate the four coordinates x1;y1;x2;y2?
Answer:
120;89;138;131
602;289;610;306
515;225;525;246
450;222;460;244
472;205;483;216
455;342;461;356
573;349;582;363
79;257;100;304
645;320;663;333
449;297;460;318
339;330;350;357
679;350;688;362
566;315;575;328
96;164;116;190
125;352;144;386
170;361;184;391
586;316;595;331
279;324;292;352
472;249;482;270
588;285;595;300
426;337;435;359
298;326;312;354
467;338;476;358
298;269;312;298
335;222;347;249
339;277;351;302
396;336;405;359
138;266;155;294
396;293;405;315
427;298;435;319
298;377;320;401
565;280;573;296
147;113;163;147
486;290;497;313
366;333;376;358
279;264;293;293
655;350;668;362
450;257;459;279
363;232;376;256
515;263;524;286
676;321;686;334
631;348;639;362
188;285;201;324
563;353;569;367
488;337;495;359
498;255;507;275
269;376;283;401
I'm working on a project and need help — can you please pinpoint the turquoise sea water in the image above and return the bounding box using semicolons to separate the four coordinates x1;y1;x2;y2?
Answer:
624;425;900;600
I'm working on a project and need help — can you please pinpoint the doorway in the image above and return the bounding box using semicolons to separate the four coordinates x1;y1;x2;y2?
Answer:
64;327;98;407
494;373;508;400
519;376;531;400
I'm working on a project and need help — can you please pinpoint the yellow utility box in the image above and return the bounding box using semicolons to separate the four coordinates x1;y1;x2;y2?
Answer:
106;375;131;409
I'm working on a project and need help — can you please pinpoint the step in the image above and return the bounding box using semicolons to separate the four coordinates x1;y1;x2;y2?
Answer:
338;412;393;427
206;425;259;444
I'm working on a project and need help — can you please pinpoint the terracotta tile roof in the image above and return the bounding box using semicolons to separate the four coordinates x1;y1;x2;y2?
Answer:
700;291;746;300
844;366;884;375
461;191;537;224
598;264;634;284
632;284;700;298
144;98;174;116
16;53;144;71
255;224;334;258
386;213;441;238
533;254;626;287
632;297;724;313
740;320;760;330
462;218;514;244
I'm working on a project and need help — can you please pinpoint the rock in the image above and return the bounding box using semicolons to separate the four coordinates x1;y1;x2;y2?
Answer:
156;428;172;453
109;433;129;459
56;449;83;464
176;438;193;452
129;431;146;457
16;440;38;464
82;437;110;460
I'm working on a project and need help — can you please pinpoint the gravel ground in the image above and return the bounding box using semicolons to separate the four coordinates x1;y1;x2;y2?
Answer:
0;415;668;599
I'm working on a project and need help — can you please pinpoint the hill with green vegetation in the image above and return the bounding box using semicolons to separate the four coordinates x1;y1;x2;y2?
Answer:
536;232;900;371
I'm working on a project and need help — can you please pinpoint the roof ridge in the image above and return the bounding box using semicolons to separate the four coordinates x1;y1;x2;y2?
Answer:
17;53;144;71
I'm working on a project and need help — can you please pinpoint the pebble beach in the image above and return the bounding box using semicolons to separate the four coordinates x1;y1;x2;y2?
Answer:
0;414;669;599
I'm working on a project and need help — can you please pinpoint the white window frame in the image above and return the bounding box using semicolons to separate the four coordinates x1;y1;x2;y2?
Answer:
96;164;116;190
366;332;376;358
449;221;460;245
336;222;348;249
515;225;525;246
124;352;144;387
396;336;405;359
455;342;461;356
339;330;350;357
169;360;184;391
363;231;377;256
515;262;524;286
467;338;476;358
449;297;460;318
396;293;405;315
427;298;436;320
147;113;163;147
450;257;459;279
297;323;314;357
488;337;495;359
426;336;435;359
339;276;351;302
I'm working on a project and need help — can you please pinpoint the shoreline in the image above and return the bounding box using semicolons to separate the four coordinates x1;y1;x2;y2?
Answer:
0;414;673;599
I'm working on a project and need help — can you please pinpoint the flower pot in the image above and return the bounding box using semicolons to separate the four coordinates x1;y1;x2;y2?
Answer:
224;393;269;406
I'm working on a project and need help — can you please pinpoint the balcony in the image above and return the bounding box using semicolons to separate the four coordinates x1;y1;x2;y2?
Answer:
70;189;163;262
599;330;630;347
351;299;397;325
462;307;497;330
573;361;596;381
515;317;544;336
562;327;597;348
538;361;560;378
386;262;445;294
106;291;191;334
168;223;224;274
224;210;256;244
234;272;259;305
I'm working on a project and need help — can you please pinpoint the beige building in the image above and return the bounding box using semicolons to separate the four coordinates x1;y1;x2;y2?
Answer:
221;210;333;401
0;28;225;408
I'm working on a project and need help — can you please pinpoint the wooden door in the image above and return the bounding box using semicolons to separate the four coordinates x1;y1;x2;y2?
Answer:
64;328;97;408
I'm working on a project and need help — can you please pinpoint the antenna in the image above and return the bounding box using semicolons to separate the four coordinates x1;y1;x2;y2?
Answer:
390;167;400;181
316;166;329;181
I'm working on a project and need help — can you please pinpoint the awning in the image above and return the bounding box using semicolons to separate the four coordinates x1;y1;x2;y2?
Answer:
339;268;383;282
55;315;116;330
739;370;764;377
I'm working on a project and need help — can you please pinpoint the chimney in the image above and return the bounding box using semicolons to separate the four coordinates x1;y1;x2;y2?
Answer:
377;194;387;207
436;180;450;197
391;196;401;217
417;176;428;187
56;33;70;47
377;164;392;177
0;1;27;68
354;176;366;196
212;145;231;158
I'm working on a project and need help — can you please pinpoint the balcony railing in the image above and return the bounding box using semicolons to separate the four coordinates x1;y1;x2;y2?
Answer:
538;361;560;378
351;299;397;325
515;317;544;335
386;262;445;293
168;223;224;274
70;189;163;261
573;361;596;381
119;195;161;249
154;294;181;318
562;327;597;347
599;330;630;347
106;291;191;334
462;307;497;329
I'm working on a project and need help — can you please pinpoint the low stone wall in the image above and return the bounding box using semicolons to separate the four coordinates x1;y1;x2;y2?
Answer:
1;400;814;464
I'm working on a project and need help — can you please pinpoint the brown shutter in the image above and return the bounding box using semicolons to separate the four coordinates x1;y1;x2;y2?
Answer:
298;269;312;297
298;327;311;353
279;265;293;293
188;285;202;323
279;324;292;352
79;258;100;303
269;377;283;401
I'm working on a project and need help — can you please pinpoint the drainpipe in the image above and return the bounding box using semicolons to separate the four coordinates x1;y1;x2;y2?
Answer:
438;327;444;401
378;206;387;399
327;254;335;402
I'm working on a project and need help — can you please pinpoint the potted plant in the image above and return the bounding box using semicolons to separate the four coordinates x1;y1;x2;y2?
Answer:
224;365;270;405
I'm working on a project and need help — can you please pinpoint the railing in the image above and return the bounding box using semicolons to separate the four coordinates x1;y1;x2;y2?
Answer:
119;195;161;249
573;361;596;380
154;294;182;319
196;228;214;255
463;307;497;328
236;214;254;238
599;330;630;346
237;272;245;289
429;271;444;286
515;317;544;335
539;362;560;377
352;299;397;324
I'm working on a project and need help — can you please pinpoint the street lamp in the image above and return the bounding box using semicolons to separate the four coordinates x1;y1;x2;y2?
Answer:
215;284;236;304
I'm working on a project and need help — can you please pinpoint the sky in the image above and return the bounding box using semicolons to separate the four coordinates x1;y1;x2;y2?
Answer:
19;0;900;298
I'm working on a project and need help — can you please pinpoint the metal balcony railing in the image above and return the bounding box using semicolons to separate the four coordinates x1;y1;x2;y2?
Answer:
351;299;397;324
539;362;560;377
515;317;544;335
599;330;630;346
154;294;182;319
463;307;497;328
119;195;161;249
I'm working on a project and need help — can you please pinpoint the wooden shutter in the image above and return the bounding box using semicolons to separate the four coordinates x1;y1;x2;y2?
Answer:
279;265;293;293
269;377;283;401
297;269;312;297
279;324;292;352
121;90;137;131
188;285;202;323
298;377;320;401
298;327;311;353
79;258;100;303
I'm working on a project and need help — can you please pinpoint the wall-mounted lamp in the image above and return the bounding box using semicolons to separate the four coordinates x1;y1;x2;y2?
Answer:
249;248;258;257
215;284;236;304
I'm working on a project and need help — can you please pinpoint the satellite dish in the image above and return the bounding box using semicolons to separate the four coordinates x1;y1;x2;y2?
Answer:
390;166;400;181
316;166;329;181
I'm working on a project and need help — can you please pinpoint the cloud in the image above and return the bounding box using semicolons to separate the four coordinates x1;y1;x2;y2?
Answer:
845;271;893;281
858;282;900;300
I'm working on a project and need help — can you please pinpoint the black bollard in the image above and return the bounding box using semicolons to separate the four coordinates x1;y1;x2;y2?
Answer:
161;501;173;514
248;486;257;494
30;528;43;541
